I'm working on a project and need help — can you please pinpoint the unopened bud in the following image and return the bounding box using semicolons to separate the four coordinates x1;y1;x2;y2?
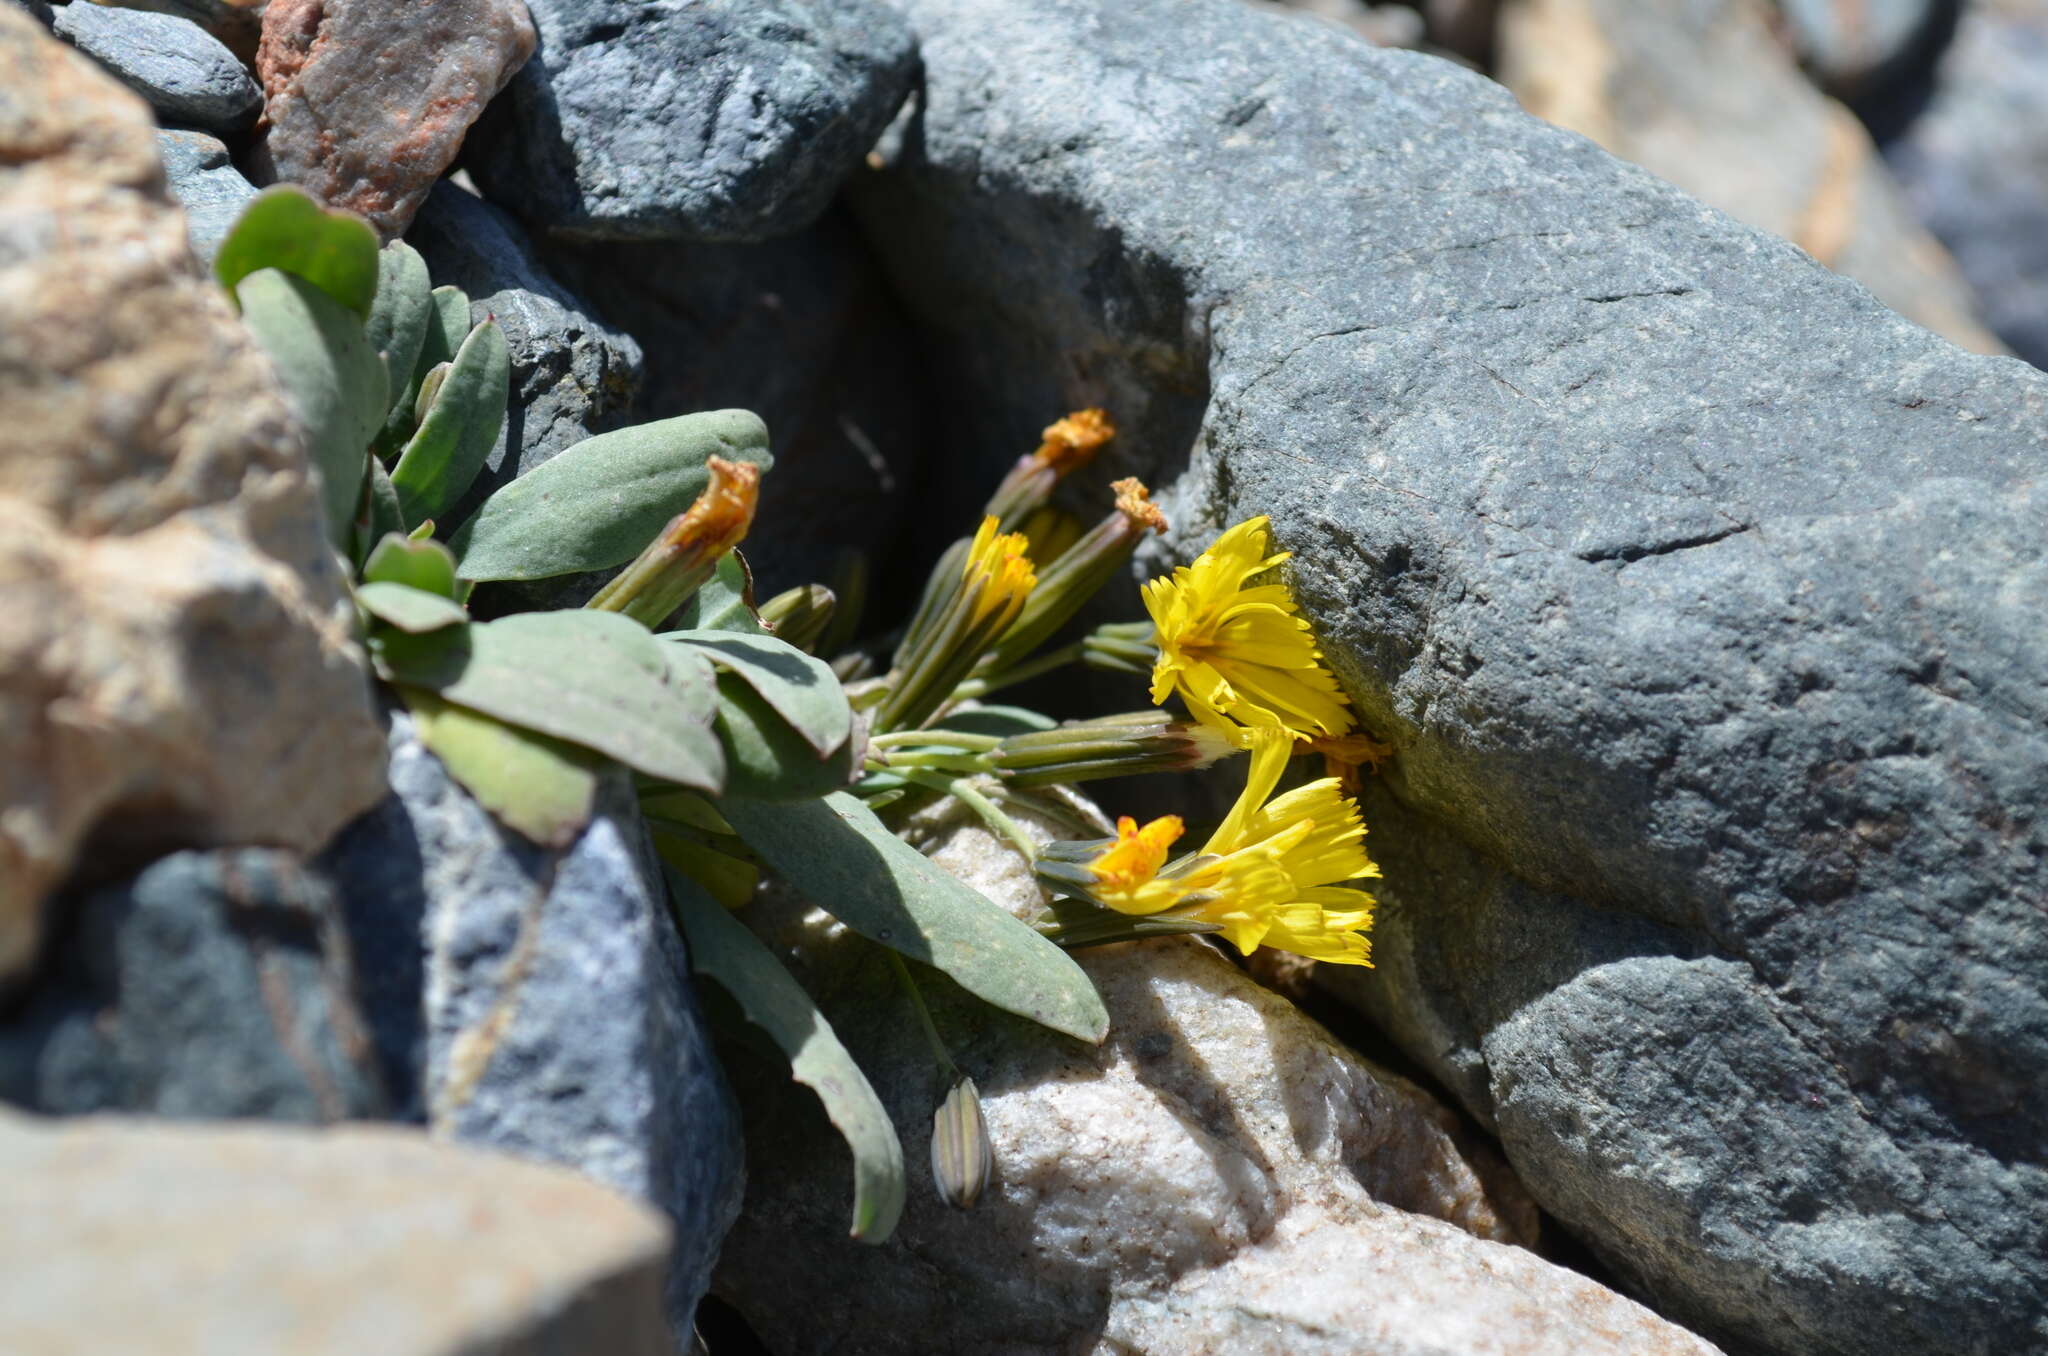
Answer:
587;457;761;626
995;712;1240;788
982;478;1168;674
931;1075;994;1209
758;583;837;654
1082;619;1160;676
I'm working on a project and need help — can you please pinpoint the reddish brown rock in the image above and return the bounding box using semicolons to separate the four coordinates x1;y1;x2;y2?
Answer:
253;0;536;240
0;9;385;983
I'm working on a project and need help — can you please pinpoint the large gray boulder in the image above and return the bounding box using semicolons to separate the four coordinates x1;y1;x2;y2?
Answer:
848;2;2048;1353
50;1;260;133
319;713;744;1337
466;0;919;241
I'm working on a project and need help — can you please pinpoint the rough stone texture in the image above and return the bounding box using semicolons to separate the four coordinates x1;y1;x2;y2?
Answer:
50;0;261;133
1885;0;2048;370
1496;0;2000;354
466;0;919;241
405;181;644;530
0;11;385;986
319;712;744;1336
0;849;385;1122
545;207;928;599
716;802;1721;1356
848;2;2048;1352
252;0;535;240
156;128;256;263
0;1110;674;1356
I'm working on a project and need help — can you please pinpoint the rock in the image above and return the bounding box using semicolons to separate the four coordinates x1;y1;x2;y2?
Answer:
465;0;919;241
0;849;386;1121
405;181;644;532
156;128;255;263
1770;0;1950;100
544;208;927;599
50;1;261;134
0;11;384;986
252;0;536;240
1884;0;2048;369
715;801;1721;1355
1495;0;2001;354
0;1110;674;1355
319;711;744;1333
1244;0;1427;47
847;2;2048;1352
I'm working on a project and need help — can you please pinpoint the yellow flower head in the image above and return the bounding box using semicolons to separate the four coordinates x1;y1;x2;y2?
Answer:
1141;516;1352;742
961;514;1036;631
1079;730;1378;965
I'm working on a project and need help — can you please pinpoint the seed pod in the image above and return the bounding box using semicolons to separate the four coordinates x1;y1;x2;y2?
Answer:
930;1075;994;1209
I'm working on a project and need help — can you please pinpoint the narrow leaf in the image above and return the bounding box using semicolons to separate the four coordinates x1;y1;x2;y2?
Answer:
403;686;600;849
712;674;860;800
362;533;459;599
365;240;432;421
449;410;772;582
235;268;388;547
379;285;472;455
359;455;404;565
666;868;906;1243
374;610;725;791
215;185;380;319
667;630;851;756
722;794;1109;1043
934;705;1058;739
390;317;510;525
356;581;468;634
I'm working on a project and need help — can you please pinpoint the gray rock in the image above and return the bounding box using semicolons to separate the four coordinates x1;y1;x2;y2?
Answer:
405;181;644;530
1884;0;2048;369
51;1;260;133
0;1111;675;1356
319;712;744;1335
0;850;387;1122
155;128;255;263
545;208;927;599
466;0;920;241
848;2;2048;1353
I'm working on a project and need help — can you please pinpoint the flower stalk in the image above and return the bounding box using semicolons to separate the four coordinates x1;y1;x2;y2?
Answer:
587;457;760;627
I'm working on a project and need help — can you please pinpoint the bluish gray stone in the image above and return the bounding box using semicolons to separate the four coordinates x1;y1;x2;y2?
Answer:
405;181;644;528
465;0;919;241
156;128;254;264
1884;0;2048;370
0;849;388;1122
319;712;744;1337
51;1;260;134
848;2;2048;1353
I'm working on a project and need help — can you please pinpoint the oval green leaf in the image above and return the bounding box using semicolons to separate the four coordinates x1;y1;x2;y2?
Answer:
720;794;1109;1043
362;533;459;599
449;410;773;583
713;674;860;800
356;581;468;634
672;551;765;634
403;686;602;849
390;317;510;526
379;284;471;455
365;240;432;421
668;630;851;757
216;185;380;319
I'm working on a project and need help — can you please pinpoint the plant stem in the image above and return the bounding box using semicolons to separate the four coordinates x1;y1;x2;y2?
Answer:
900;769;1040;862
887;951;959;1079
868;730;1003;752
950;640;1084;703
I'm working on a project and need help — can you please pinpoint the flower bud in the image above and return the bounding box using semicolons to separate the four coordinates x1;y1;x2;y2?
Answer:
758;583;837;654
930;1075;994;1209
587;457;760;625
994;712;1239;788
981;408;1116;529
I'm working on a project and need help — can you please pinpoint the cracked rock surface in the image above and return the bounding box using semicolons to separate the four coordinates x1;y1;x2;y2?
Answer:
849;1;2048;1352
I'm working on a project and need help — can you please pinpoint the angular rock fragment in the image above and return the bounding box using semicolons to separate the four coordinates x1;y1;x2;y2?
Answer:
0;849;386;1122
253;0;536;240
848;1;2048;1352
1885;0;2048;369
1496;0;2000;353
466;0;919;241
320;712;744;1336
405;181;644;527
0;9;384;985
50;0;261;133
716;805;1721;1356
156;128;256;263
0;1111;674;1355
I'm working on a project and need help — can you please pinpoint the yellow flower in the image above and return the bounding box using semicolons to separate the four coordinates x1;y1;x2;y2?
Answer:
1080;730;1377;965
1141;516;1352;742
961;514;1036;630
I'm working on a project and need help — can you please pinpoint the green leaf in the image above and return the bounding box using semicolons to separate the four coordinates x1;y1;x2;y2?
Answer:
672;551;765;634
713;674;861;800
666;868;905;1243
235;268;388;547
215;186;380;319
373;610;725;791
356;581;468;634
403;686;600;849
389;318;510;525
357;455;404;565
933;705;1058;740
449;410;773;582
361;533;459;598
365;241;432;421
379;285;471;456
721;794;1109;1043
668;630;851;757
